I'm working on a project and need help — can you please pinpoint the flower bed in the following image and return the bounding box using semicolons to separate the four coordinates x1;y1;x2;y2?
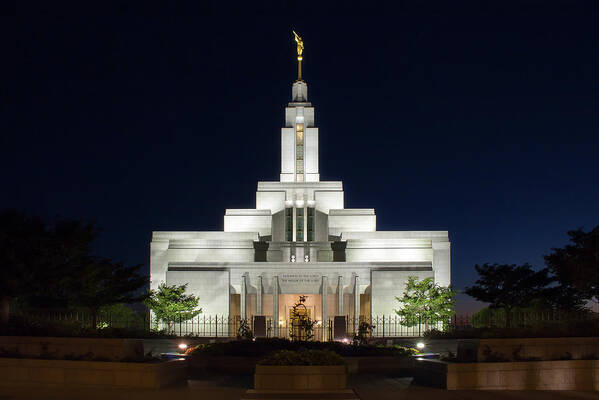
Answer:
188;339;416;376
258;349;346;366
187;337;417;358
253;350;348;391
424;318;599;339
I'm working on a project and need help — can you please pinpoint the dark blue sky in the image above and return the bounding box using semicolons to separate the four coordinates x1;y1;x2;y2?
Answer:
7;7;599;312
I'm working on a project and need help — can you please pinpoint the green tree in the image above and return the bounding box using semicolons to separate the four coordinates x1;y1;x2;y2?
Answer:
144;283;202;333
0;210;46;323
0;210;147;327
465;263;553;328
67;257;147;329
97;303;144;329
395;276;456;327
544;226;599;303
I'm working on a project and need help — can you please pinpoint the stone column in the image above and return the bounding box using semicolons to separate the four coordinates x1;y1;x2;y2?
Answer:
241;275;246;321
354;276;360;334
273;276;279;337
322;275;328;340
257;276;263;315
338;276;344;315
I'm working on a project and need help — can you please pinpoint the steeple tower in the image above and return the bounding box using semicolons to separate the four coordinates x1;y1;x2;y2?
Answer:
280;31;319;183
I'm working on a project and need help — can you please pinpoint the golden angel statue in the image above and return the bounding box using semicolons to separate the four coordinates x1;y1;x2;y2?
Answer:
293;30;304;58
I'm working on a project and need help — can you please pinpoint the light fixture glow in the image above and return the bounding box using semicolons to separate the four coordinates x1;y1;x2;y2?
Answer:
178;343;188;350
416;342;425;350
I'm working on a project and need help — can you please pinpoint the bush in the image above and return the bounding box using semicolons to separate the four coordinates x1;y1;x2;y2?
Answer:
188;338;418;358
258;349;346;366
423;318;599;339
0;314;170;339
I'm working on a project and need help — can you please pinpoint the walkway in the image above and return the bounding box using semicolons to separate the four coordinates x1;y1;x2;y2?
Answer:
0;376;596;400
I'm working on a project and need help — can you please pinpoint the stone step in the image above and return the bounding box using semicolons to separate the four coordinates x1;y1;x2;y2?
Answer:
242;389;360;400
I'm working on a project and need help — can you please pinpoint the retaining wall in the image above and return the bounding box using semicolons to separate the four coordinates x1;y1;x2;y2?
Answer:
0;358;186;389
415;358;599;390
0;336;144;361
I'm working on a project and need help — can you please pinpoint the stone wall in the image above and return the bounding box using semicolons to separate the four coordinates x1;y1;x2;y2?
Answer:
0;358;186;389
447;360;599;390
414;358;599;390
0;336;143;361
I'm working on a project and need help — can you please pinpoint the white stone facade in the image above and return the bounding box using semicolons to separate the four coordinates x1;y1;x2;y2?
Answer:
150;79;451;330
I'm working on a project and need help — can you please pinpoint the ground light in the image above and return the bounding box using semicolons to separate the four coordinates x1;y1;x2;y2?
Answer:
178;343;188;351
416;342;425;350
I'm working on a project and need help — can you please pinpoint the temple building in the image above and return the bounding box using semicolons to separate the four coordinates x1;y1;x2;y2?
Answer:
150;34;451;336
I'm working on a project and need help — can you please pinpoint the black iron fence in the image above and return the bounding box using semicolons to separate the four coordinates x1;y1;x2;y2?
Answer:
13;310;594;339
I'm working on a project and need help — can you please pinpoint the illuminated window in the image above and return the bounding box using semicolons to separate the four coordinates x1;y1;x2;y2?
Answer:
307;207;315;241
296;207;304;242
296;124;304;143
296;124;304;180
285;208;293;241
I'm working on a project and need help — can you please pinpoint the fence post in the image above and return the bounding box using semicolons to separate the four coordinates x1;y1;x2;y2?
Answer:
418;315;421;337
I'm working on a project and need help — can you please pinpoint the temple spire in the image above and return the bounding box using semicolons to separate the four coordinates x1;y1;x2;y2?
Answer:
293;30;304;81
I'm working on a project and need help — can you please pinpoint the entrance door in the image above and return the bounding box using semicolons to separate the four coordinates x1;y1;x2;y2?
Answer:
289;308;311;340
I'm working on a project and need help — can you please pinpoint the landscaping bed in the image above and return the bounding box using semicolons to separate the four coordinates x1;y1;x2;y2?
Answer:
188;338;417;357
188;338;417;375
424;318;599;339
456;337;599;362
243;349;359;398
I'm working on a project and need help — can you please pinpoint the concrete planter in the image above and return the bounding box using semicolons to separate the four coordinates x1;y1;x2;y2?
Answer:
457;337;599;362
0;357;186;389
0;336;144;361
414;358;599;390
254;365;347;390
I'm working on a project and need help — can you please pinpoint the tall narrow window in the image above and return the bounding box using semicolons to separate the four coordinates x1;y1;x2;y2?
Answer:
307;207;315;241
285;207;293;241
296;124;304;182
296;207;304;242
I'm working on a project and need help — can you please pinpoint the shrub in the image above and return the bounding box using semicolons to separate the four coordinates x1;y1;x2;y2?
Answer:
189;338;417;358
423;318;599;339
258;349;346;366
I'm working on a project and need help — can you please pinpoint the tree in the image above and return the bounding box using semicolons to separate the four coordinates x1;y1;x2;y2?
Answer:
144;283;202;333
395;276;456;328
67;258;147;329
97;303;144;329
0;210;148;327
465;263;553;328
544;226;599;303
0;210;46;323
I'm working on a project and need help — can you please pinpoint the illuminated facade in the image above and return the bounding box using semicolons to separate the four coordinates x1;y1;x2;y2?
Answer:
150;77;451;335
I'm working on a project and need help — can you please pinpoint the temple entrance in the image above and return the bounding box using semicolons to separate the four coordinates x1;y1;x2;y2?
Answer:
289;295;313;340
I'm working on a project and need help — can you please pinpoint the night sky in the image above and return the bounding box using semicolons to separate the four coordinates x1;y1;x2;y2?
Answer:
7;6;599;313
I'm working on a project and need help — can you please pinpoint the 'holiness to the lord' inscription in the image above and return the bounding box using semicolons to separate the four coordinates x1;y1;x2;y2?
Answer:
279;273;322;293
